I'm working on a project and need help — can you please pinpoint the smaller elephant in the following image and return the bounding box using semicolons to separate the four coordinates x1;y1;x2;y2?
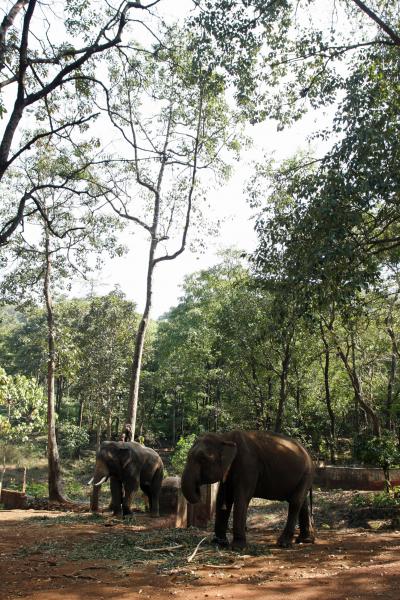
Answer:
88;440;163;517
181;430;315;549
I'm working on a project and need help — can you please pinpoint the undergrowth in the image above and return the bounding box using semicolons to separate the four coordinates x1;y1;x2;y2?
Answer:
351;490;400;509
16;526;270;572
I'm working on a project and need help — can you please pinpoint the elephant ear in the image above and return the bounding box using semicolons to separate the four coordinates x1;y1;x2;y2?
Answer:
221;441;237;483
119;447;133;469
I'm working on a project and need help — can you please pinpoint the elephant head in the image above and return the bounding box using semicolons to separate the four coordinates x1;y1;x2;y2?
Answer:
88;441;133;487
181;434;237;504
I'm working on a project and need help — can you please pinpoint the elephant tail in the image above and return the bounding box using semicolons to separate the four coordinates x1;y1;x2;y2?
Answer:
309;487;313;520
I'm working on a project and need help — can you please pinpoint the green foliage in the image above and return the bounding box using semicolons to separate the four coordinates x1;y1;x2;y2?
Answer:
0;367;46;442
26;481;48;498
352;491;400;510
171;434;197;475
57;422;89;458
353;434;400;469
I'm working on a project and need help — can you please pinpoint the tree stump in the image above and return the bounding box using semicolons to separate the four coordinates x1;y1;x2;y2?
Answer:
186;482;218;528
159;476;187;527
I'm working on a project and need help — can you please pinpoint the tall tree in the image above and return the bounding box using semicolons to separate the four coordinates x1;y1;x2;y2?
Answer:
98;30;242;436
0;148;123;500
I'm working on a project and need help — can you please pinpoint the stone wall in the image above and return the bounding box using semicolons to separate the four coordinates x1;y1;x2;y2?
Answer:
314;466;400;491
0;489;28;509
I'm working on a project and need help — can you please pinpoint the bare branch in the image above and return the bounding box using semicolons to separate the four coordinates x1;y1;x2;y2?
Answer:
155;87;204;265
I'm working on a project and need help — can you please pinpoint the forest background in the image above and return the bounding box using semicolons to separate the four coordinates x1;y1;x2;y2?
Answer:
1;0;400;500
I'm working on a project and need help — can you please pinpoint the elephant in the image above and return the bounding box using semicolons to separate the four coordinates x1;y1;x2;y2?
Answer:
88;440;164;517
181;430;315;549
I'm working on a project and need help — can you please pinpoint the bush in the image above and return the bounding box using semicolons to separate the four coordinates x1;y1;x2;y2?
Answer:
58;422;89;458
0;368;46;442
170;434;197;475
353;433;400;469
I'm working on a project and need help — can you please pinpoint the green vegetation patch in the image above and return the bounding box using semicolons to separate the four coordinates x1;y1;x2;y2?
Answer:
351;490;400;509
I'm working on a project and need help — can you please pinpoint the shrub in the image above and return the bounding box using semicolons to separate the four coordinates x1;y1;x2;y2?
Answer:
170;434;197;475
58;422;89;458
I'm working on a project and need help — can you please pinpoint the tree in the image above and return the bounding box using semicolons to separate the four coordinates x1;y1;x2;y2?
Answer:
75;290;139;444
0;367;46;443
192;1;400;125
0;0;161;246
97;28;242;437
1;146;123;501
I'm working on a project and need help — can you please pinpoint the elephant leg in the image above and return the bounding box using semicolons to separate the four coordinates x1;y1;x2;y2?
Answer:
148;468;163;517
140;483;152;513
123;476;140;516
109;477;123;516
296;497;315;544
213;483;233;547
122;483;134;516
277;484;309;548
231;491;250;550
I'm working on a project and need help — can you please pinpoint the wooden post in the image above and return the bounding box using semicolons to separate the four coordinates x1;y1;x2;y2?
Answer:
187;483;218;528
0;458;6;500
22;467;27;494
159;477;187;528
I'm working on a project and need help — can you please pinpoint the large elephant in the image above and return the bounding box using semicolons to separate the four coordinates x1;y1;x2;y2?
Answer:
181;430;315;549
88;441;163;517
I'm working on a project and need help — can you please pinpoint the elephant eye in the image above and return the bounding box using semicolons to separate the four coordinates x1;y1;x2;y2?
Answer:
201;452;216;463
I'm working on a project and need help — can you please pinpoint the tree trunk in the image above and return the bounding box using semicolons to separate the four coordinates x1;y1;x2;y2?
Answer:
114;415;120;439
124;93;200;438
332;329;380;436
77;397;84;428
274;346;291;433
320;323;336;463
172;391;176;445
266;376;273;429
385;318;398;430
96;419;102;448
44;223;66;503
126;235;157;438
107;410;112;440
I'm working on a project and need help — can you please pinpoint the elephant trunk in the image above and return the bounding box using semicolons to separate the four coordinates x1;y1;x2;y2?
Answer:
89;459;109;513
90;459;110;486
181;461;201;504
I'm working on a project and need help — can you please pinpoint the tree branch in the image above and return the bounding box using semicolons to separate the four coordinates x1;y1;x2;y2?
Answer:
350;0;400;46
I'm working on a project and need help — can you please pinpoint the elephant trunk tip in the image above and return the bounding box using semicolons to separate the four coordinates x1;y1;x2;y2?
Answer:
181;476;201;504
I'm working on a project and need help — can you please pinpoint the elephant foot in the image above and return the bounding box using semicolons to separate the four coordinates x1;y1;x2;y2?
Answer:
122;508;133;516
231;539;247;551
150;512;160;518
295;534;315;544
277;535;293;548
211;536;229;547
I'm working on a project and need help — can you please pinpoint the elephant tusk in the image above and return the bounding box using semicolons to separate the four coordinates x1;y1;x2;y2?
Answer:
87;477;94;486
94;476;108;486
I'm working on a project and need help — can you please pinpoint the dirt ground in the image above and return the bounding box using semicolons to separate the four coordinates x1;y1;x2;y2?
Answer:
1;499;400;600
